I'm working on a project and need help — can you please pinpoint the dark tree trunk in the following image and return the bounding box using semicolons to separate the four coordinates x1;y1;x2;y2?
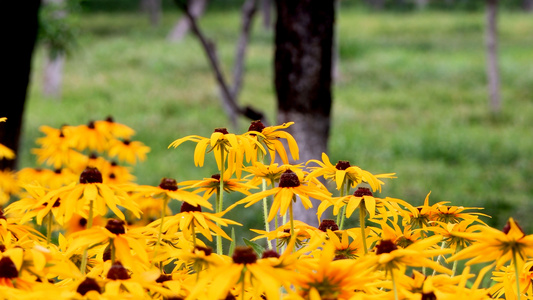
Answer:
486;0;501;115
524;0;533;11
274;0;334;226
1;0;41;170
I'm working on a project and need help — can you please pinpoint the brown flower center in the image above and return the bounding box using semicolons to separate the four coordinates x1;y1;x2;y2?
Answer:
156;273;173;283
261;250;280;259
353;187;373;197
335;161;351;170
0;257;19;279
214;128;229;134
76;277;101;295
211;174;221;181
232;246;257;264
106;261;130;280
503;219;525;236
194;246;213;256
375;239;398;255
79;167;103;184
278;169;300;188
105;219;126;235
318;219;339;232
180;202;202;213
159;178;178;191
88;121;95;129
421;292;437;300
248;120;266;133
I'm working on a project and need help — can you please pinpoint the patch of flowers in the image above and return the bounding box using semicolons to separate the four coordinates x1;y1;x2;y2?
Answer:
0;116;531;299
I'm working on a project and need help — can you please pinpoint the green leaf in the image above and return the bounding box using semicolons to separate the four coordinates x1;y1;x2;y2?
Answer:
243;238;265;256
228;228;236;256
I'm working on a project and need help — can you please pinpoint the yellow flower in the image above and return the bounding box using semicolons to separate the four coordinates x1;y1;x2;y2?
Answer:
244;120;299;164
244;161;304;186
107;139;150;165
0;169;19;205
0;144;14;160
35;167;141;225
490;260;533;299
94;116;135;139
231;169;331;223
180;171;258;200
251;220;316;248
67;121;110;152
132;177;213;210
149;202;241;243
448;217;533;268
169;127;256;176
306;152;395;192
67;219;149;274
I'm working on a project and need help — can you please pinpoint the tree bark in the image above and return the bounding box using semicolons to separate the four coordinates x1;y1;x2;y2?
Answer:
486;0;501;115
1;0;41;170
261;0;272;30
43;52;65;98
274;0;334;226
167;0;208;42
524;0;533;11
140;0;162;27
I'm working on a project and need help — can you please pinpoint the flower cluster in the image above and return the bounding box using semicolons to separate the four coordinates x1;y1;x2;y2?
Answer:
0;118;531;299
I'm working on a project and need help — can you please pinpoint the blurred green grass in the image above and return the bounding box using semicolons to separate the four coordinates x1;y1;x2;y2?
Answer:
23;7;533;235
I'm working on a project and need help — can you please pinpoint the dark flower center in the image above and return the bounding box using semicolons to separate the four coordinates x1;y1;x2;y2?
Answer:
122;140;131;146
261;250;280;259
156;273;172;283
159;178;178;191
180;202;202;213
109;173;116;179
353;187;373;197
232;246;257;264
54;168;62;174
335;161;351;170
375;239;398;255
503;219;525;236
79;217;87;227
318;219;339;232
421;292;437;300
0;245;5;252
105;219;126;235
194;246;213;256
76;277;101;295
106;261;130;280
43;198;61;208
79;167;103;184
103;246;111;262
214;128;229;134
211;174;221;181
106;116;114;123
248;120;266;133
278;170;300;188
0;257;19;279
88;121;95;129
225;293;236;300
0;209;6;220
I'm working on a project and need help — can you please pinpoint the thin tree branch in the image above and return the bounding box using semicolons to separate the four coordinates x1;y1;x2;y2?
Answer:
173;0;267;128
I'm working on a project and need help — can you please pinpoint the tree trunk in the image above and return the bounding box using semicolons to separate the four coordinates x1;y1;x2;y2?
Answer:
274;0;334;226
43;52;65;98
261;0;272;30
524;0;533;11
140;0;162;27
486;0;501;115
167;0;208;42
1;0;41;170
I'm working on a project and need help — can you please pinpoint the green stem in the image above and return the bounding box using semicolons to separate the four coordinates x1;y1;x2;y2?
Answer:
289;196;295;238
337;180;347;229
152;197;169;266
191;224;197;247
110;239;116;263
80;200;95;274
46;212;53;246
241;272;246;300
261;179;272;250
216;146;225;255
359;202;368;254
432;241;447;276
391;269;399;300
513;249;522;300
451;245;463;277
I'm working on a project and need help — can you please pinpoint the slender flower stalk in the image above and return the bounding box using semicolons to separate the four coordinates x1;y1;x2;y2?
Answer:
152;196;169;265
513;249;522;300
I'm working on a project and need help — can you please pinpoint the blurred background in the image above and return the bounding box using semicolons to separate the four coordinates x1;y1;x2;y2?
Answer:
7;0;533;234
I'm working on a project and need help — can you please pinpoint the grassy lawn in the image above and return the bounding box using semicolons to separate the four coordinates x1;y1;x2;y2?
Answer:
23;6;533;234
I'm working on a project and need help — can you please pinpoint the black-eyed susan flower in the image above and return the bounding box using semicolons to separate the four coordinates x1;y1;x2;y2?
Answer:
107;139;150;166
243;120;299;164
132;178;213;210
231;169;331;235
306;152;396;193
0;169;18;205
94;116;135;140
490;260;533;299
244;161;304;187
67;121;110;153
35;166;141;226
180;171;258;200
